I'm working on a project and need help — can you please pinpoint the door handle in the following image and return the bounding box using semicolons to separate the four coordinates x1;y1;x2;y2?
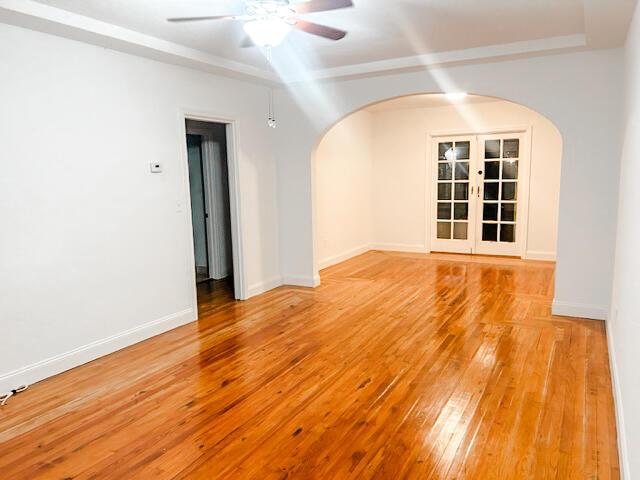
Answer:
470;186;474;195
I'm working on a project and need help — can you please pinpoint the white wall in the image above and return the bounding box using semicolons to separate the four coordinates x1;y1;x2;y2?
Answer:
277;48;624;321
370;101;562;259
314;110;373;269
608;2;640;478
0;23;280;392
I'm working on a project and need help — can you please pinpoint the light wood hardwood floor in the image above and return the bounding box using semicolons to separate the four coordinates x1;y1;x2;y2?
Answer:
0;251;619;479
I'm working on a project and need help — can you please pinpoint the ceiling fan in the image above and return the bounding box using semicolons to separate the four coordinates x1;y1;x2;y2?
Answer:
167;0;354;48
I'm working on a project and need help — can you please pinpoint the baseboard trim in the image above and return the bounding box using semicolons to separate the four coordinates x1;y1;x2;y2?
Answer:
318;245;371;270
0;307;195;395
282;274;321;288
247;276;283;298
370;243;426;253
524;250;556;261
605;308;630;479
551;300;607;320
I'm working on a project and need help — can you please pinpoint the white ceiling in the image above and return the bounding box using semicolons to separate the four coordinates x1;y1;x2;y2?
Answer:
365;94;501;112
2;0;637;82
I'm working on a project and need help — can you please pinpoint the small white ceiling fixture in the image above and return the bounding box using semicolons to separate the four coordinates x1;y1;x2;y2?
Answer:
168;0;353;48
243;18;292;47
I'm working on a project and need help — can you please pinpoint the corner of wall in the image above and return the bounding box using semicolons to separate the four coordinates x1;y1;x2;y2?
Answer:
247;276;284;298
605;305;630;479
550;300;607;320
282;274;320;287
318;244;371;270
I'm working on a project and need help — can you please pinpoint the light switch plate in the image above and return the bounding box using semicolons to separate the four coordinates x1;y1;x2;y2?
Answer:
150;162;163;173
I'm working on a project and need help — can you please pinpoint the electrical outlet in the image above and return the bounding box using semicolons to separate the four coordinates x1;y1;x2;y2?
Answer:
150;162;163;173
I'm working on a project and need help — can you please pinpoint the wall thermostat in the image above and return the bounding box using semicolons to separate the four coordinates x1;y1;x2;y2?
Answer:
150;162;163;173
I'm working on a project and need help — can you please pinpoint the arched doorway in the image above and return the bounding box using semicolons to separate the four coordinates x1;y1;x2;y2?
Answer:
277;57;621;321
313;93;562;271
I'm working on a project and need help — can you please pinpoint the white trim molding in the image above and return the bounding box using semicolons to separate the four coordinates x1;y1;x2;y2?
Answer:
606;307;630;479
0;0;278;83
370;243;427;253
551;300;607;320
283;35;588;83
283;274;321;287
0;308;195;395
3;1;635;84
247;276;283;298
318;245;371;270
524;250;556;261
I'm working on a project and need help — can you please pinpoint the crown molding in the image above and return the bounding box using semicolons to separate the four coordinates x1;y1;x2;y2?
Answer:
0;0;279;83
0;0;612;86
279;34;588;84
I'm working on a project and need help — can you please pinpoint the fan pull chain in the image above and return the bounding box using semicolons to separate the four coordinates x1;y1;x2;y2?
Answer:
268;89;276;128
266;46;277;128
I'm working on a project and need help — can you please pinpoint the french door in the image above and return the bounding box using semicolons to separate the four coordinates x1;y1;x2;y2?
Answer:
430;132;526;256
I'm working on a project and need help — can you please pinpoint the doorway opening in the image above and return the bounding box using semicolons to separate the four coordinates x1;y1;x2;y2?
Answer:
430;130;529;256
312;93;562;274
185;119;235;307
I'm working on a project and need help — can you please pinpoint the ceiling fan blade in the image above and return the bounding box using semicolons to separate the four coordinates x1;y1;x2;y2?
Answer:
294;20;347;40
167;15;235;22
240;35;255;48
293;0;354;14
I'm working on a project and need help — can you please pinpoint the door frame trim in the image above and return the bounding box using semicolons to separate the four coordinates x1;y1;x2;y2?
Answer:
426;125;533;258
179;109;247;306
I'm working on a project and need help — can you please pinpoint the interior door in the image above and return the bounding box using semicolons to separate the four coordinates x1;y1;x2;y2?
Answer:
474;133;524;256
431;136;477;253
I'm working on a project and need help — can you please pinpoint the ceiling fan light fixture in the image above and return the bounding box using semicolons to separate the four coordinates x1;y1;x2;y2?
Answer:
243;18;292;47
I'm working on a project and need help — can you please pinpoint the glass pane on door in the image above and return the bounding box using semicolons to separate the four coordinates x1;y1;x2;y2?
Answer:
482;223;498;241
438;203;452;219
437;222;451;239
453;222;467;240
438;162;452;180
438;183;452;200
436;140;470;241
503;139;519;158
483;203;498;221
500;224;515;242
480;138;520;244
439;142;453;160
454;183;468;200
502;160;518;179
455;141;470;159
455;162;469;180
485;161;500;179
485;140;501;159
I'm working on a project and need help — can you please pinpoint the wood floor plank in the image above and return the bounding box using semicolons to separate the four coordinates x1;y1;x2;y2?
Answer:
0;252;619;479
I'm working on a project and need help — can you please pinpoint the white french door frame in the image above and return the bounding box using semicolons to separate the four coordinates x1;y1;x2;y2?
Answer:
425;125;533;258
